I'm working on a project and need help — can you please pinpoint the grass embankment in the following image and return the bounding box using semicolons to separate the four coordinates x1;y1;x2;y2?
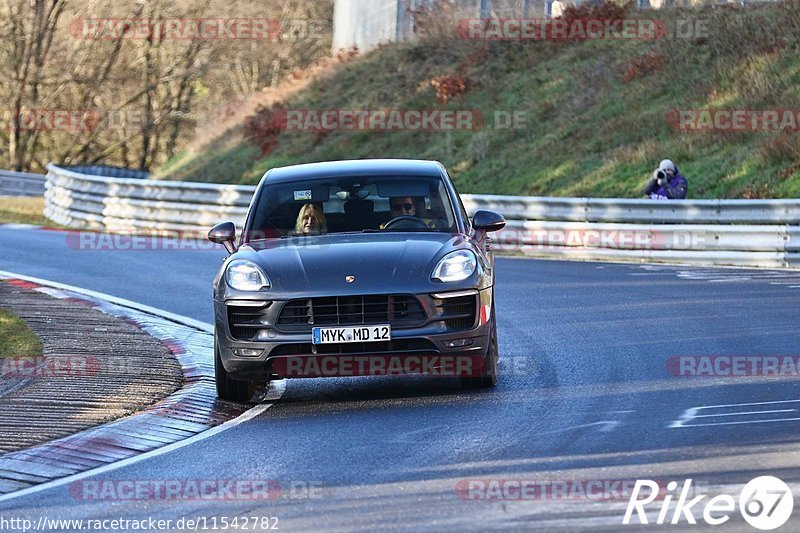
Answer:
0;197;52;226
0;303;43;360
156;3;800;198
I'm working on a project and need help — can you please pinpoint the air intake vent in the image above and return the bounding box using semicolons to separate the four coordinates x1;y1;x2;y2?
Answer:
435;294;477;331
276;295;426;333
227;302;271;341
270;338;438;356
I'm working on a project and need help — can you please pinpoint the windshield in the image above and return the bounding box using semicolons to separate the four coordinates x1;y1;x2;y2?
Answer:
245;175;456;240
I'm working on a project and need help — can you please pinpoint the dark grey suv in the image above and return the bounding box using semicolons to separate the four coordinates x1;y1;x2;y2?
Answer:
208;159;505;402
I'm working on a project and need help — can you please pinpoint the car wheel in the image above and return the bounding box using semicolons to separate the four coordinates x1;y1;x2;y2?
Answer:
466;315;498;388
214;340;259;402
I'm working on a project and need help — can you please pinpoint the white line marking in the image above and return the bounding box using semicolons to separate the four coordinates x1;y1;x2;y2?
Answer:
574;410;633;414
0;270;212;333
693;398;800;410
540;421;620;434
669;407;699;428
670;400;800;428
0;270;285;503
691;409;796;418
0;398;275;504
676;417;800;428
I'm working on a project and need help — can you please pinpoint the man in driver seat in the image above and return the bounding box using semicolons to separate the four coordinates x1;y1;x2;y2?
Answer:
381;196;438;229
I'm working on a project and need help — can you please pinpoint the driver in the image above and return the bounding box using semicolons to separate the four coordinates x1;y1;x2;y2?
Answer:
389;196;417;218
380;196;435;229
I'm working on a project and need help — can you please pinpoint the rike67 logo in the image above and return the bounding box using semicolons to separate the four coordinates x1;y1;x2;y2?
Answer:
623;477;793;530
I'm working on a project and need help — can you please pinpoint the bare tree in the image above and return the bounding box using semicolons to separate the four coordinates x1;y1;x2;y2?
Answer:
0;0;333;172
1;0;67;170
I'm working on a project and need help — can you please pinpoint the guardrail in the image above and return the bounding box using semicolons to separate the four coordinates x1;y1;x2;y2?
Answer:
44;163;799;268
464;196;799;267
62;165;151;180
45;164;253;232
0;170;46;197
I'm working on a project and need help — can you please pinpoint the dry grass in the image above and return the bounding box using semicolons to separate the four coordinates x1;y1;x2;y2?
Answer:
188;48;360;155
156;1;800;198
0;196;54;226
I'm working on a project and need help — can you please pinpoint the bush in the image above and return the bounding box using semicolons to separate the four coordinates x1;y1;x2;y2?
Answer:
431;74;468;103
621;51;666;83
243;102;287;156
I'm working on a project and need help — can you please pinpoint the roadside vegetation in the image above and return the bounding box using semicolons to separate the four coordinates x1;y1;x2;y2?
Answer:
0;0;332;172
0;303;43;360
0;197;53;226
156;1;800;198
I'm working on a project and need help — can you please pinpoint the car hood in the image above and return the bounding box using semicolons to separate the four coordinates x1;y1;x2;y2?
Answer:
242;232;468;296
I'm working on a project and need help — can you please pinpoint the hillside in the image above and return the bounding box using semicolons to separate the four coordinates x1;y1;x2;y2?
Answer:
154;2;800;199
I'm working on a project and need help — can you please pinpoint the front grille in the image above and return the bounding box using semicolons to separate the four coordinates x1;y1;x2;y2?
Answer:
276;295;426;332
227;302;272;341
269;338;438;356
436;295;477;331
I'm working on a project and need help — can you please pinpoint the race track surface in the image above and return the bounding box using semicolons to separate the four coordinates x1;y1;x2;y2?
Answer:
2;226;800;530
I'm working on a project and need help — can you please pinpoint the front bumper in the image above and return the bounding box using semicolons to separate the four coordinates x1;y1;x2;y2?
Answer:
214;288;494;381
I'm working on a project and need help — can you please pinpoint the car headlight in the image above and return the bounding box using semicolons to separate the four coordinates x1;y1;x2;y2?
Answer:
432;250;477;282
225;259;270;291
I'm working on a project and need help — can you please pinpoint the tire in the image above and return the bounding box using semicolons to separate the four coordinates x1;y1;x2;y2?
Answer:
466;316;498;389
214;340;260;403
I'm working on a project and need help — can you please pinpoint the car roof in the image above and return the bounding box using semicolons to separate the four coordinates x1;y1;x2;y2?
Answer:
262;159;446;184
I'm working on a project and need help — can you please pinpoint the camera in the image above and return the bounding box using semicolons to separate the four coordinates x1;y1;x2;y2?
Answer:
656;170;667;181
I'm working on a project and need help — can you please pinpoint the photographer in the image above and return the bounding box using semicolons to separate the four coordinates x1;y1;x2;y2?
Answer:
643;159;688;200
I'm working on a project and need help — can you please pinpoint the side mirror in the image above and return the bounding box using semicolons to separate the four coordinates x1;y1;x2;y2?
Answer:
472;210;506;233
208;221;237;255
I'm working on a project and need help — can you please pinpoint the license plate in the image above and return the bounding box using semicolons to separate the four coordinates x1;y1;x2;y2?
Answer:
312;324;391;345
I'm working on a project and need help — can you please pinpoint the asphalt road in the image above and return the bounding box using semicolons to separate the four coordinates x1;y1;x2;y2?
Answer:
2;226;800;531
